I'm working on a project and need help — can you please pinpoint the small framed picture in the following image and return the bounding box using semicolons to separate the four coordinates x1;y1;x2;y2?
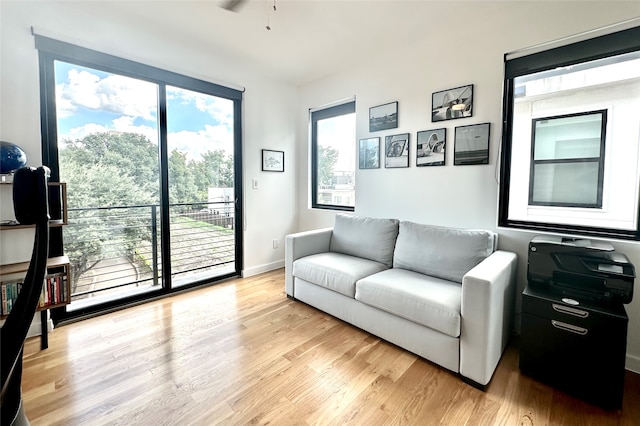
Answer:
385;133;410;168
454;123;490;165
359;137;380;169
432;84;473;122
262;149;284;172
416;128;446;167
369;101;398;132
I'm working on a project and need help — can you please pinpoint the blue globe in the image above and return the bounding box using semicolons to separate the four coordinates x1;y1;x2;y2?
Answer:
0;141;27;174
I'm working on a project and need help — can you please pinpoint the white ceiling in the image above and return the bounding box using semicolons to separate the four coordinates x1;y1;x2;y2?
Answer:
207;0;439;86
41;1;637;87
96;0;477;86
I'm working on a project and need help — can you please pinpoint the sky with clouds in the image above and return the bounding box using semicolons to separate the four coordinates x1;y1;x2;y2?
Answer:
54;60;234;162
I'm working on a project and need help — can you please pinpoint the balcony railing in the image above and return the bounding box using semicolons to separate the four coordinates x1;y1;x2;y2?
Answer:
64;201;235;308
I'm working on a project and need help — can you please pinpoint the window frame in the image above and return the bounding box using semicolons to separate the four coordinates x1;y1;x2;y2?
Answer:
310;100;356;211
498;25;640;240
528;109;607;208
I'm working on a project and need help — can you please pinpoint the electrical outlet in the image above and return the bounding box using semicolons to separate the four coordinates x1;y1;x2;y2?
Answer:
273;239;279;249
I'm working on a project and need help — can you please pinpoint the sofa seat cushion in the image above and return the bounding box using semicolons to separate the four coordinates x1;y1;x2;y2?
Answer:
292;252;388;298
355;268;462;337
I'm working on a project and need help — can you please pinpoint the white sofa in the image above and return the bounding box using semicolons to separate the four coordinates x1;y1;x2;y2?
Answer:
285;214;518;387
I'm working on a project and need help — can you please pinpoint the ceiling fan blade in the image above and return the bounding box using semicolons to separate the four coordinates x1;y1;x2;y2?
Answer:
220;0;246;12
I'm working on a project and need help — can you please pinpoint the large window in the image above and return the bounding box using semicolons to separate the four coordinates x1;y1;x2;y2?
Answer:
36;35;243;320
310;100;356;211
499;26;640;239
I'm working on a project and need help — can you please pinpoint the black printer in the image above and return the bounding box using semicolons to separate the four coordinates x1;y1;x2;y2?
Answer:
527;236;635;305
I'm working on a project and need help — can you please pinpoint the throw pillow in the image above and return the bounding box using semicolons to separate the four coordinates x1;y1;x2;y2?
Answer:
329;214;399;267
393;221;495;283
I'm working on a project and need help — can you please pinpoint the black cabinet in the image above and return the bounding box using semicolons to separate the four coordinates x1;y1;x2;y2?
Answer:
519;284;628;410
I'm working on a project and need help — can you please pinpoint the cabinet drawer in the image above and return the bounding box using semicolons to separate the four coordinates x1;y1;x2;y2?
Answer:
522;286;627;329
520;311;627;409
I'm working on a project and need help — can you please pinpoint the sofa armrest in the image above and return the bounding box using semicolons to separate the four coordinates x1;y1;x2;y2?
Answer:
459;250;518;386
284;228;333;296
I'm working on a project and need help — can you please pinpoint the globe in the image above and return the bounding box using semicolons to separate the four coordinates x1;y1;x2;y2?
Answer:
0;141;27;174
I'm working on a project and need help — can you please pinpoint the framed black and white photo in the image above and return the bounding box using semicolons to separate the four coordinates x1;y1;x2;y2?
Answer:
416;128;446;167
262;149;284;172
454;123;490;165
432;84;473;122
385;133;410;168
369;101;398;132
359;137;380;169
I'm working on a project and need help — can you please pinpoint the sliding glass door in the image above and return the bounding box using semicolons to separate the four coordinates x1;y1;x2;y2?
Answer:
166;86;237;287
37;36;243;319
55;61;163;311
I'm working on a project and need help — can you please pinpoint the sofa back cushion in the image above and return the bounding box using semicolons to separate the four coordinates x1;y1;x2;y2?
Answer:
393;221;496;283
330;214;399;267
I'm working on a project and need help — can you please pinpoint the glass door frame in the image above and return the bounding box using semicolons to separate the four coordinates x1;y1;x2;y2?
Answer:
36;35;244;321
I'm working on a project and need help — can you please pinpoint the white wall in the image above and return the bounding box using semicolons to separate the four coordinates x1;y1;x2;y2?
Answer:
0;3;298;283
296;2;640;372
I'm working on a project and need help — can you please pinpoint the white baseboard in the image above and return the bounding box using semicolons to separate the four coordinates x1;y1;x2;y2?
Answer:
242;260;284;278
626;354;640;374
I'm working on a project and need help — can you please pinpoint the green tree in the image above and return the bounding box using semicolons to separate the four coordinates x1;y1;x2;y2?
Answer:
61;131;160;202
318;145;339;188
60;132;161;289
61;162;158;285
168;149;199;205
59;131;236;291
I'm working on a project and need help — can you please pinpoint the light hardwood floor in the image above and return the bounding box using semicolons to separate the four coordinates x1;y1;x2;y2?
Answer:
21;269;640;425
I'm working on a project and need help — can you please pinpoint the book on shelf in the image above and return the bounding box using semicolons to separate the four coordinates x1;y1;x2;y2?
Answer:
39;273;67;308
1;272;68;315
1;280;23;315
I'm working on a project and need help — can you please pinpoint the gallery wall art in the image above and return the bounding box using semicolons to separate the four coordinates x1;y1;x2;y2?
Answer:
359;137;380;169
369;101;398;132
385;133;410;168
454;123;490;165
416;128;446;167
432;84;473;122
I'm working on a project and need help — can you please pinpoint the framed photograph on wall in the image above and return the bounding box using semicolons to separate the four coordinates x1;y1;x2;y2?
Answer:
369;101;398;132
385;133;410;168
432;84;473;122
454;123;490;165
359;137;380;169
416;128;446;167
262;149;284;172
